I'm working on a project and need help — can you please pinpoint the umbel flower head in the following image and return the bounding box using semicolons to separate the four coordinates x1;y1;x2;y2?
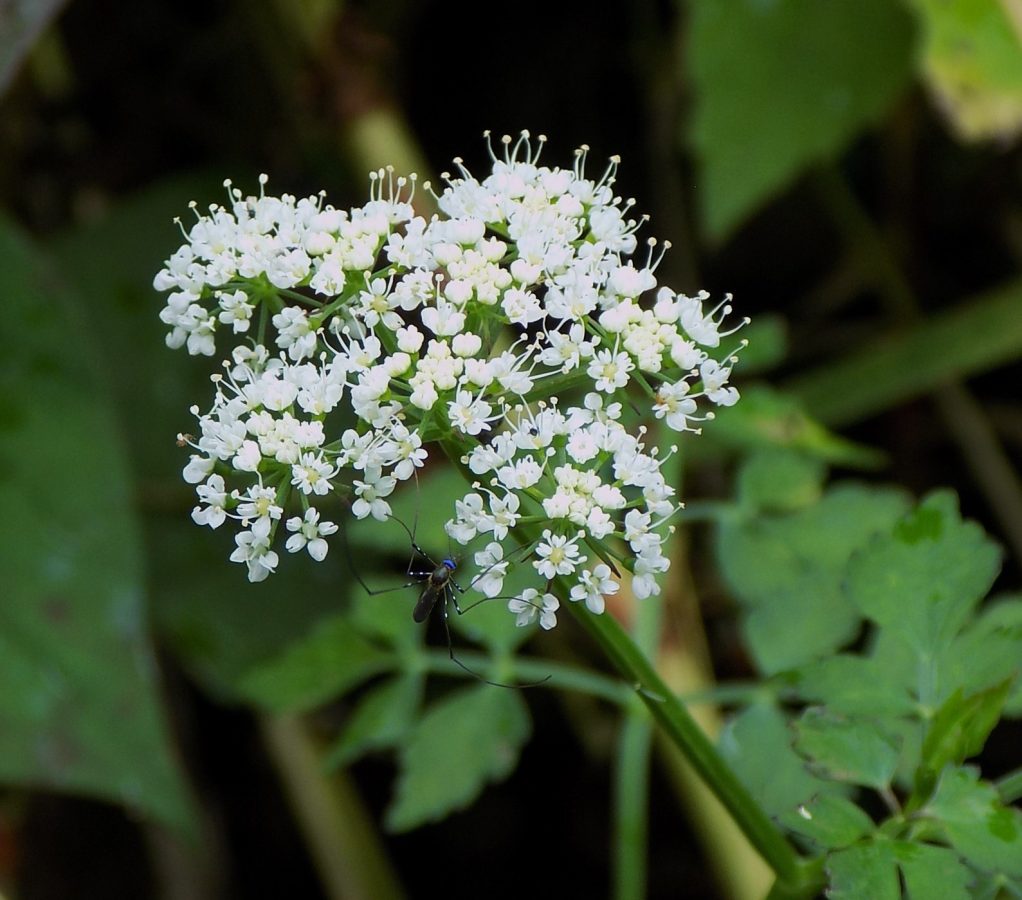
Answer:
155;131;747;625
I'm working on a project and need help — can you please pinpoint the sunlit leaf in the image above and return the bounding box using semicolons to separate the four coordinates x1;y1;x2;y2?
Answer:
909;0;1022;142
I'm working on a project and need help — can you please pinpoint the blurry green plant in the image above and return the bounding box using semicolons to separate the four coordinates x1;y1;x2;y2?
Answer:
3;1;1022;899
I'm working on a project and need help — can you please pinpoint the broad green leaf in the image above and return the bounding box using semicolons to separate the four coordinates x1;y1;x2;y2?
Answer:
826;842;900;900
918;681;1012;798
778;793;874;851
846;492;1001;664
909;0;1022;142
324;675;423;769
792;652;916;719
793;709;900;791
718;703;831;818
702;385;885;468
717;483;910;673
735;448;826;513
785;280;1022;427
51;173;226;483
386;685;530;831
926;766;1022;878
941;598;1022;715
239;614;395;713
687;0;915;239
892;841;972;900
151;517;352;699
0;217;192;831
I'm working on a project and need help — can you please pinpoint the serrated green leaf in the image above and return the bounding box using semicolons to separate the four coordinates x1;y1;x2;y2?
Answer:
826;842;900;900
909;0;1022;142
688;0;915;238
0;217;193;832
941;598;1022;715
891;841;972;900
779;793;874;851
239;614;395;713
719;703;831;818
386;685;530;831
846;492;1001;665
794;709;900;791
926;767;1022;877
736;448;826;513
792;652;916;719
717;483;910;673
918;681;1012;797
324;675;423;769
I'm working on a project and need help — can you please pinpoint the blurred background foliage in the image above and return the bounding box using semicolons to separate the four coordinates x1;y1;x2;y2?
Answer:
2;0;1022;898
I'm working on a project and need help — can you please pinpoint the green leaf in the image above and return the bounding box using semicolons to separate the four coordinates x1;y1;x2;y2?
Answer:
702;385;886;468
891;841;973;900
150;517;354;699
785;280;1022;427
0;217;192;832
792;651;917;719
51;173;226;483
926;766;1022;878
717;483;910;673
793;709;900;791
239;614;396;713
726;314;788;375
908;0;1022;142
940;598;1022;715
718;703;831;818
386;685;530;831
846;492;1001;664
735;448;826;513
825;842;900;900
687;0;915;239
324;675;423;769
918;681;1013;797
778;793;874;851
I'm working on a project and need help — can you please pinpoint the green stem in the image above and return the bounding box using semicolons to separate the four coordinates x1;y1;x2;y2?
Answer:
613;595;662;900
421;650;630;704
566;602;820;894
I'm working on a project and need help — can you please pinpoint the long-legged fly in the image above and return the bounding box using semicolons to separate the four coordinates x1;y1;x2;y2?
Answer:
342;506;547;688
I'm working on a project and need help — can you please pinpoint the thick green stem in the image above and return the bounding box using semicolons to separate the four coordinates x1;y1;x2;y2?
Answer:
566;602;820;894
612;595;662;900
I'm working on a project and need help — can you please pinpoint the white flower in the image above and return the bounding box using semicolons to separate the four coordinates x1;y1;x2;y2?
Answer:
534;530;585;579
570;564;618;614
352;468;397;521
191;474;228;528
471;542;508;597
285;508;338;561
508;588;559;630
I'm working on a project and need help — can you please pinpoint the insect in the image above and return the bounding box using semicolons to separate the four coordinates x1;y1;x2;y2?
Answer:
342;504;548;688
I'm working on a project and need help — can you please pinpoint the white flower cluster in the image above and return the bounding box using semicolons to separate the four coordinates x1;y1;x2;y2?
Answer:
156;132;746;623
